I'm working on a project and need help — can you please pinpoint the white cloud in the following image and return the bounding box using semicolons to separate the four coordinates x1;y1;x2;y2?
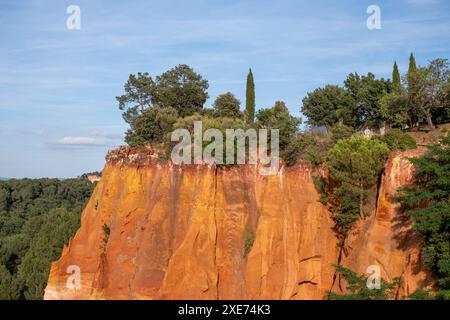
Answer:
88;130;125;140
47;130;124;149
51;136;106;146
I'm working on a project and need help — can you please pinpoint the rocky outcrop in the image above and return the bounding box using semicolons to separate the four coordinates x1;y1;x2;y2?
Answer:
87;175;101;184
44;147;433;299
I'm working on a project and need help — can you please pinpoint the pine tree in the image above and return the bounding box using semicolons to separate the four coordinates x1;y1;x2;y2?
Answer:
407;53;417;89
392;61;401;93
326;135;390;233
396;136;450;293
326;265;401;300
245;68;255;124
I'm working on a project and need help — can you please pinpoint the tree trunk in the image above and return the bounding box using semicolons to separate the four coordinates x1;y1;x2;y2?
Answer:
426;112;435;130
359;182;364;219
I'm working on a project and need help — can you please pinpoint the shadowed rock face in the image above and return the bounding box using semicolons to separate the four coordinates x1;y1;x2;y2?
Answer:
334;149;435;298
44;147;432;300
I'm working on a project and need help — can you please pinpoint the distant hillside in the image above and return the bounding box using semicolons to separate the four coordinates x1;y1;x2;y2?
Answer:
0;177;9;181
0;177;95;299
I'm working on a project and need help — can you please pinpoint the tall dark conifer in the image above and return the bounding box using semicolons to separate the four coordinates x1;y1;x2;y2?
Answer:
245;68;255;124
407;53;417;89
392;61;401;93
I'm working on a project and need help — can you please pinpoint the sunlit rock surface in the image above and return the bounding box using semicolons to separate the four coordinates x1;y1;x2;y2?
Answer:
44;147;432;299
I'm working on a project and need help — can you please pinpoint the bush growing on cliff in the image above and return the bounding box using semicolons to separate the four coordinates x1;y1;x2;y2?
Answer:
243;225;255;258
327;265;401;300
312;176;329;205
330;125;354;144
376;128;417;151
326;135;390;234
409;288;434;300
101;223;111;251
168;113;247;163
281;133;330;167
396;136;450;295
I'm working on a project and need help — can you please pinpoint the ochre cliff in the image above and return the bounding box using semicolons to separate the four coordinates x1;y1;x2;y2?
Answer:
44;147;433;299
334;149;435;298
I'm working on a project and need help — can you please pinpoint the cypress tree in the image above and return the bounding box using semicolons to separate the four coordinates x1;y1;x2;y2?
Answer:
408;53;417;73
245;68;255;124
407;53;417;89
392;61;401;93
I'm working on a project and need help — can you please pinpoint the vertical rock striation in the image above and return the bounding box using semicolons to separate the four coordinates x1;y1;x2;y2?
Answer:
44;147;432;299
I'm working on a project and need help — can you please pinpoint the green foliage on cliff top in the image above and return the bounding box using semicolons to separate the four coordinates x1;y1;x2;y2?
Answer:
326;135;390;234
376;128;417;151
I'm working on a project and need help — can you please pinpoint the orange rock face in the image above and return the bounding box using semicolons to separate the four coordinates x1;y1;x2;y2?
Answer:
44;147;432;300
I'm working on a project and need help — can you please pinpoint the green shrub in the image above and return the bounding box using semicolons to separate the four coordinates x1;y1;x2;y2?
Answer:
101;223;111;251
255;101;301;150
378;128;416;151
125;107;178;147
281;133;330;167
327;265;401;300
330;124;354;144
436;290;450;300
409;288;434;300
312;176;328;205
243;225;255;258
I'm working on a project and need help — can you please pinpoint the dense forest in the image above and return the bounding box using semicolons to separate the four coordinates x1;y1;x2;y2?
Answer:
0;177;95;299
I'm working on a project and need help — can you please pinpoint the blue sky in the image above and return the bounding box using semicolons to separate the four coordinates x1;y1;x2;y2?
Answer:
1;0;449;178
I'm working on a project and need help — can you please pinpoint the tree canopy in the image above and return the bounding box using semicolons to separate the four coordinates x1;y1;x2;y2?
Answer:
256;101;301;149
116;72;155;126
344;72;391;127
0;178;94;299
213;92;242;119
301;85;357;128
152;64;209;117
326;135;390;233
302;54;450;130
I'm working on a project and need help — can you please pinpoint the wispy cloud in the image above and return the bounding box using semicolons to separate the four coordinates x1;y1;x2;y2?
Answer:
46;127;125;150
49;136;107;147
88;130;124;140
